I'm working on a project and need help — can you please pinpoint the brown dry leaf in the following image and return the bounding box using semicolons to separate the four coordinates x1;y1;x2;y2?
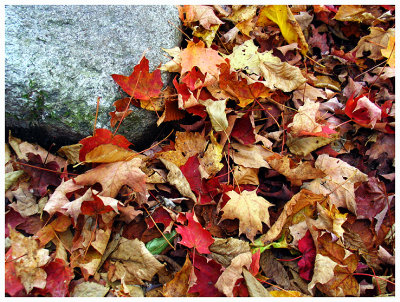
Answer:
260;250;292;290
9;131;67;168
209;237;251;267
57;143;82;165
303;154;368;214
199;131;224;178
9;228;51;293
352;27;395;60
312;203;348;239
232;165;259;185
158;131;206;167
83;144;136;163
220;190;273;242
162;254;197;297
288;98;322;135
315;75;341;91
229;142;273;169
9;183;38;217
71;282;110;297
286;134;336;157
227;5;257;23
260;189;326;244
293;83;327;102
243;268;272;297
215;251;252;297
75;157;147;201
333;5;375;23
109;238;164;285
266;153;325;186
160;158;197;202
308;253;337;295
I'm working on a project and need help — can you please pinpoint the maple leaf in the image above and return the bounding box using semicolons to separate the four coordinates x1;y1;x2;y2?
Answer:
309;232;359;296
180;40;225;78
179;5;224;30
333;5;375;23
79;128;132;162
5;249;25;296
215;252;252;297
200;99;228;132
209;237;251;267
225;39;306;92
229;142;273;169
230;111;256;145
297;230;316;281
288;98;323;135
111;56;163;100
220;189;273;242
109;97;132;128
21;152;61;196
43;259;74;297
80;193;115;216
163;254;198;297
352;27;395;60
145;206;175;233
35;214;71;247
188;254;224;297
9;228;51;294
176;212;214;254
345;94;382;128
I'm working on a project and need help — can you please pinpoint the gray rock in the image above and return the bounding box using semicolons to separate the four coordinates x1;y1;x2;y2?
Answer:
5;5;182;149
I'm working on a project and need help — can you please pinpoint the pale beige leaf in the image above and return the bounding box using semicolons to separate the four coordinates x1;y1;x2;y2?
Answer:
160;158;197;202
221;190;273;242
293;83;327;102
308;254;337;295
209;237;250;267
160;47;182;73
72;282;110;297
229;142;273;169
181;5;224;29
243;268;272;297
10;228;51;293
215;252;252;297
10;185;38;217
44;179;84;215
288;98;322;135
200;99;228;132
109;238;164;285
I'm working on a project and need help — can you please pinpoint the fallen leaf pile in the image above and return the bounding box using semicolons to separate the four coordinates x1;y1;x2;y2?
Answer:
5;5;395;297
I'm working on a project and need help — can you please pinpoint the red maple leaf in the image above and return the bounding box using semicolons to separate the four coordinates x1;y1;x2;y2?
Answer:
79;128;132;162
187;253;224;297
297;230;316;281
111;56;163;100
176;212;214;254
145;206;174;231
181;66;206;91
21;153;61;196
231;112;256;145
80;194;114;216
42;259;74;297
109;97;133;128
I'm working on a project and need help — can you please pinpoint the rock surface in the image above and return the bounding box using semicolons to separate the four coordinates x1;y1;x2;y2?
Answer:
5;5;182;149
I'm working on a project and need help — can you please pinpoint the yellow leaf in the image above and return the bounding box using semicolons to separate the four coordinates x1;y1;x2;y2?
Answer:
232;165;259;185
221;190;273;241
381;36;395;68
200;99;228;132
193;24;220;48
333;5;375;23
259;5;309;54
312;203;348;239
269;290;304;297
286;134;336;157
57;143;82;165
199;131;224;178
84;144;136;163
225;39;306;92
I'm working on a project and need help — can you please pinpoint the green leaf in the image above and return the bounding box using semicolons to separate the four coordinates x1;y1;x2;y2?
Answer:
5;171;24;191
146;230;177;255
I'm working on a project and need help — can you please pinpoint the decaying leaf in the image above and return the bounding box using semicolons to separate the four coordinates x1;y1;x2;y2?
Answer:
71;282;110;297
209;237;250;267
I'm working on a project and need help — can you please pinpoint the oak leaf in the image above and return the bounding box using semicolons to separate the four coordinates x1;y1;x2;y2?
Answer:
111;56;163;100
220;190;273;242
